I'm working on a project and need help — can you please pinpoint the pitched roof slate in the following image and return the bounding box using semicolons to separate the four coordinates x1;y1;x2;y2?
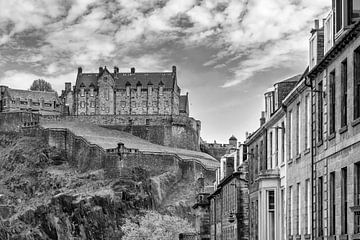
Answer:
76;71;176;90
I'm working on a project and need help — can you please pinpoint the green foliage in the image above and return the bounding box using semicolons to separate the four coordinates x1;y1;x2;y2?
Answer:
121;211;195;240
29;79;54;92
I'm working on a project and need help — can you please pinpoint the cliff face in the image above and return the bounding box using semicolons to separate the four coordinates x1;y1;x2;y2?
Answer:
0;132;214;239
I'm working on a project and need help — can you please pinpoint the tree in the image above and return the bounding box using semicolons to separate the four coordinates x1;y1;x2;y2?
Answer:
121;211;195;240
29;79;54;92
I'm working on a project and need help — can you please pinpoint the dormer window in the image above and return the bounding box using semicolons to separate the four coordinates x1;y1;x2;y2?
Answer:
90;88;94;97
334;0;360;37
80;88;85;97
335;0;343;33
324;11;334;54
309;34;317;69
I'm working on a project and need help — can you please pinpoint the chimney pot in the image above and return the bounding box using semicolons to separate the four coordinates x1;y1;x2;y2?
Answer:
260;111;266;126
314;19;319;29
131;67;135;74
65;82;71;92
78;67;82;74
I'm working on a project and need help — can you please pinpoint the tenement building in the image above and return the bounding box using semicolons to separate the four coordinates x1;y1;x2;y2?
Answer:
308;1;360;239
0;86;61;115
246;75;299;240
282;70;313;240
208;140;249;240
61;66;189;116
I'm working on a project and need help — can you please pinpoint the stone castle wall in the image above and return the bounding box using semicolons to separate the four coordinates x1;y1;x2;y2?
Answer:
41;114;201;151
0;112;39;132
73;85;180;116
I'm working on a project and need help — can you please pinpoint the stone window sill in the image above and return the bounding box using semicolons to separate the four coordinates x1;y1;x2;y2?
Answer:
304;148;310;155
295;154;301;161
352;233;360;240
339;125;348;134
339;234;348;240
328;132;336;141
304;234;311;240
288;159;293;165
352;117;360;127
295;235;301;240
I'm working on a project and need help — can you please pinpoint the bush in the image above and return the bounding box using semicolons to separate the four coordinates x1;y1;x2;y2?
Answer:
121;211;195;240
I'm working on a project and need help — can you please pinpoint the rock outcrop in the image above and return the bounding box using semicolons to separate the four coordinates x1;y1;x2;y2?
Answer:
0;131;215;239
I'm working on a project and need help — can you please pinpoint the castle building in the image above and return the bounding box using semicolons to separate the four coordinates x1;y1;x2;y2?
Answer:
0;86;61;115
61;66;189;116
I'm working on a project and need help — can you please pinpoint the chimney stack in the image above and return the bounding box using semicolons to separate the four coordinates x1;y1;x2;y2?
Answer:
314;19;319;30
131;67;135;74
172;65;176;73
260;111;266;126
99;67;103;74
114;66;119;74
65;82;71;92
78;67;82;74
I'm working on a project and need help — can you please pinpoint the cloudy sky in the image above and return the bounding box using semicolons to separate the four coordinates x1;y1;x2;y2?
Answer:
0;0;330;143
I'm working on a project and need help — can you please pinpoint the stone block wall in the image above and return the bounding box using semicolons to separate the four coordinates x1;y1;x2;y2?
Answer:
0;112;39;132
41;114;201;151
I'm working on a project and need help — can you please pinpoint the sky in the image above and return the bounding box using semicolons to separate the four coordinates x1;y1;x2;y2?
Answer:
0;0;331;143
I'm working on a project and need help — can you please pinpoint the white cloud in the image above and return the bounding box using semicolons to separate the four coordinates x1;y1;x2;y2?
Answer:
0;0;331;88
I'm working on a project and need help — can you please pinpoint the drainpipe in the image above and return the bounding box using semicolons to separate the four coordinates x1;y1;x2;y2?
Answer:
304;75;315;238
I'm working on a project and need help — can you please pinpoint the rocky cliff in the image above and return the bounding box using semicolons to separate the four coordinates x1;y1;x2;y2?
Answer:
0;131;215;240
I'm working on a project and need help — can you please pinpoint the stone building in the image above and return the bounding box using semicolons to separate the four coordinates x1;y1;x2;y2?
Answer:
61;66;189;116
193;192;211;240
208;141;249;240
0;86;61;115
307;1;360;239
201;136;239;161
245;75;299;240
282;71;313;240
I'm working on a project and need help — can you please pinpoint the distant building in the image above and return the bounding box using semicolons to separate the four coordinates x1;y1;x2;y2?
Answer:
193;192;211;240
208;141;249;240
0;86;61;115
201;136;239;161
245;74;299;240
61;66;189;116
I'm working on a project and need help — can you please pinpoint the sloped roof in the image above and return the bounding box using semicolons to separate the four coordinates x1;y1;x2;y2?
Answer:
229;135;237;141
7;88;60;103
276;74;301;84
76;71;176;90
179;95;188;113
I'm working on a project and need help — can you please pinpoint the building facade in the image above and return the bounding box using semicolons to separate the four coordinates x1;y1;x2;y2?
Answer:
308;1;360;239
0;86;61;115
208;141;249;240
246;75;299;240
282;72;313;240
61;66;189;117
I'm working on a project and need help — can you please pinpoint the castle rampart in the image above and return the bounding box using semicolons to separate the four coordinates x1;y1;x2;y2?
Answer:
41;114;201;151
